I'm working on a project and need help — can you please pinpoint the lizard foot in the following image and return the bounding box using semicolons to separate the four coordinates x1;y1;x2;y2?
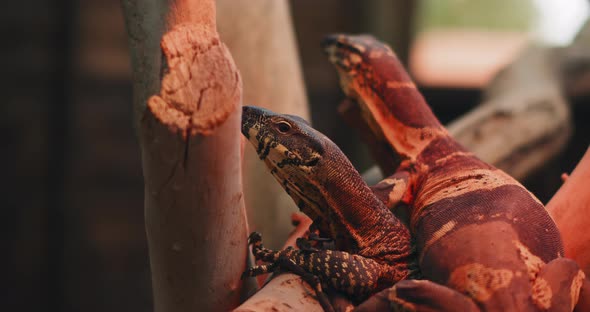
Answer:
243;232;334;311
296;237;321;253
241;262;279;280
247;231;262;246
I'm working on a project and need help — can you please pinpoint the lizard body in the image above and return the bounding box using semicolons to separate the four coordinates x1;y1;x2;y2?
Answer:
323;34;589;311
241;106;418;309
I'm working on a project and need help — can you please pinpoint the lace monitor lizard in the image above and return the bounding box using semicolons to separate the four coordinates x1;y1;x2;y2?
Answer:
322;34;590;311
241;105;419;311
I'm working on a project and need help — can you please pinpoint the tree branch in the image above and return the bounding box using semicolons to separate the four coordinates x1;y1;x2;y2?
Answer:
547;147;590;275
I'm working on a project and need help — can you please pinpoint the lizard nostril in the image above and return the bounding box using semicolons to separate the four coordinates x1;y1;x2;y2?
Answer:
320;35;340;50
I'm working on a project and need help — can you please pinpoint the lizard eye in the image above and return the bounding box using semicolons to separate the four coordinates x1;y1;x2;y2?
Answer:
276;121;292;133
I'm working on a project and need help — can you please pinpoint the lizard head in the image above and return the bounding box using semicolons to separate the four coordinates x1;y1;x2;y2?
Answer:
321;34;401;96
322;34;443;161
241;105;337;231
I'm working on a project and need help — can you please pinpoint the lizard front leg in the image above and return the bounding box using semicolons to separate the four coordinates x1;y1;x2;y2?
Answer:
243;232;406;307
355;279;480;312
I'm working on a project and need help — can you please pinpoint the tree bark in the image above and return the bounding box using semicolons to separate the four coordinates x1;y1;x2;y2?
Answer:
547;147;590;275
121;1;248;311
217;0;310;250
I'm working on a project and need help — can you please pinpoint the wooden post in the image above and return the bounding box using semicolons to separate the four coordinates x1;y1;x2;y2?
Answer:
216;2;317;310
121;0;248;311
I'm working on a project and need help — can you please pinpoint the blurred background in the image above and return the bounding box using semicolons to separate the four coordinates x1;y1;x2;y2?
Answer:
3;0;589;311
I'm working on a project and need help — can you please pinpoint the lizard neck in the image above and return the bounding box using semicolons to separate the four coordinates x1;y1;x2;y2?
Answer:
339;43;449;162
317;150;412;256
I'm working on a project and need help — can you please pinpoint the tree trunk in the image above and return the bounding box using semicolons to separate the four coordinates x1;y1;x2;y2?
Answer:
121;1;248;311
217;0;310;250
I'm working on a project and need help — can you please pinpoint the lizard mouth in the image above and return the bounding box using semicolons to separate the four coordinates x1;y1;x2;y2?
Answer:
241;105;259;139
322;35;356;72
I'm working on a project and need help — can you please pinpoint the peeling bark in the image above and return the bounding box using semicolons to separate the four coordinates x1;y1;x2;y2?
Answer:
121;0;248;311
148;24;240;136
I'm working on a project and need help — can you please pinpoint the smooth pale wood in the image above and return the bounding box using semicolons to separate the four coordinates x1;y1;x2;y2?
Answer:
121;0;248;311
234;274;323;312
547;147;590;274
219;2;313;310
217;0;310;250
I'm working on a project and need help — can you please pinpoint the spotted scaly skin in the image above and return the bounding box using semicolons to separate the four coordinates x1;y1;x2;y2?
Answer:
323;34;590;311
241;106;418;310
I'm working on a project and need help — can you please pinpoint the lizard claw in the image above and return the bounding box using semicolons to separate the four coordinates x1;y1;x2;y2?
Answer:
247;232;262;245
296;237;320;253
308;232;332;242
240;269;250;280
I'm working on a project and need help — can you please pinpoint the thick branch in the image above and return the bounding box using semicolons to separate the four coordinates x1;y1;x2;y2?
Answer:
234;274;323;312
547;148;590;275
121;1;248;311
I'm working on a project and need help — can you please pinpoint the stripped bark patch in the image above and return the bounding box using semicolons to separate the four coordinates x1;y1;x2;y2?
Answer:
148;24;241;136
